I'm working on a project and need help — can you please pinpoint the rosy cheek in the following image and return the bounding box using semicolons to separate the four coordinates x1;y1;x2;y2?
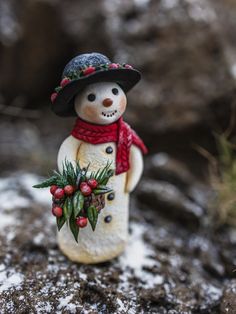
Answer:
82;105;98;118
119;96;127;113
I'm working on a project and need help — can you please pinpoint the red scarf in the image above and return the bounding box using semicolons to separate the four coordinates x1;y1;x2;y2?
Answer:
71;117;147;175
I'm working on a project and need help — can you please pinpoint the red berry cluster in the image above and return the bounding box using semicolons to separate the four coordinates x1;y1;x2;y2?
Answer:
80;178;98;196
50;178;98;229
51;185;73;218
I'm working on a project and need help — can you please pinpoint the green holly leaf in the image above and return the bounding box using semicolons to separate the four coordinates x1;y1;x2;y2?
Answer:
63;197;73;220
67;197;73;219
33;176;58;188
57;215;66;231
69;215;79;242
93;186;113;195
87;205;98;231
96;185;111;190
73;191;84;218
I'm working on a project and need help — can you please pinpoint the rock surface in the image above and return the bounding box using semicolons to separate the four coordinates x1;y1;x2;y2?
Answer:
220;280;236;314
136;153;214;229
0;173;235;313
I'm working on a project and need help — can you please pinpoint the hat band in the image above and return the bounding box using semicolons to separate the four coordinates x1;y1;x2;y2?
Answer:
50;63;133;104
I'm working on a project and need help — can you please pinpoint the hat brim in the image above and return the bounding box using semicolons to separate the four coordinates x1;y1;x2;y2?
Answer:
51;68;141;117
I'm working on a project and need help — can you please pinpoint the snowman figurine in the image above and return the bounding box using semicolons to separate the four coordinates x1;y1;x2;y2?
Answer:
51;53;147;264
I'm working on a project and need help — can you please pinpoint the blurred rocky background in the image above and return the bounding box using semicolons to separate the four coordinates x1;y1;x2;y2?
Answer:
0;0;236;313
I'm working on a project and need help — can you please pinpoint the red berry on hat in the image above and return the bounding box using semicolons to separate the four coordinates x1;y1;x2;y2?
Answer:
60;77;71;88
52;206;63;217
50;185;58;195
125;64;133;69
87;178;98;189
83;66;96;76
80;182;92;196
64;185;74;196
76;216;88;228
109;63;119;69
54;188;65;199
50;92;58;103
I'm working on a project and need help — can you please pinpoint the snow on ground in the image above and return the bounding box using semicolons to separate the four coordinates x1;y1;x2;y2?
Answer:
20;173;52;206
57;294;76;313
0;173;161;291
0;173;51;233
0;268;24;293
118;222;163;289
0;173;51;210
35;302;52;314
0;190;30;210
0;172;164;313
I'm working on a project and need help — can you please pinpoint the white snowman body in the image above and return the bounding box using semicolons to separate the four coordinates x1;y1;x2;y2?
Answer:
57;82;143;264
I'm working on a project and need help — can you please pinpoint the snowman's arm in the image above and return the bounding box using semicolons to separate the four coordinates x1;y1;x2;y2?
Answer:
125;145;144;193
57;135;82;173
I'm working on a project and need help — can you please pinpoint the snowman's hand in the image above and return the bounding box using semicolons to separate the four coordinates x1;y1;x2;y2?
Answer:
57;135;82;174
125;145;144;193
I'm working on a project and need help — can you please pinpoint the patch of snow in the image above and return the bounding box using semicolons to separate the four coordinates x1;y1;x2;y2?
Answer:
0;269;24;292
0;264;5;271
185;0;216;22
169;254;182;268
117;298;129;312
6;231;16;241
33;233;45;245
79;273;87;281
0;172;53;239
119;222;163;289
120;223;155;270
0;173;51;218
0;212;14;229
0;190;30;210
161;0;179;10
0;177;16;190
57;294;76;313
35;302;52;314
20;173;51;206
134;0;150;8
201;283;223;301
188;235;210;252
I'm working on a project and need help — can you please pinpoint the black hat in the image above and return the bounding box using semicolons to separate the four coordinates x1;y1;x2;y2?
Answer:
50;52;141;117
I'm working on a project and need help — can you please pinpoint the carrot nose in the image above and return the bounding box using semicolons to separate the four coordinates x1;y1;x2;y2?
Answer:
102;98;113;107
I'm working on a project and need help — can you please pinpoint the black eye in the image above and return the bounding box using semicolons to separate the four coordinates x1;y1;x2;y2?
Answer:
112;88;119;95
87;93;96;102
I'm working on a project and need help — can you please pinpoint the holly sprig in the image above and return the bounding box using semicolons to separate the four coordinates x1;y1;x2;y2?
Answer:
34;160;113;188
33;160;114;242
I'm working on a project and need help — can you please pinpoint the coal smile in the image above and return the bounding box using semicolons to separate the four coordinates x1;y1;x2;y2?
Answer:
102;110;117;118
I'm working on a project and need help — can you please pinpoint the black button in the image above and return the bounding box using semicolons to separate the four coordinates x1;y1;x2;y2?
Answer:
106;146;113;154
107;193;115;201
104;215;112;223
